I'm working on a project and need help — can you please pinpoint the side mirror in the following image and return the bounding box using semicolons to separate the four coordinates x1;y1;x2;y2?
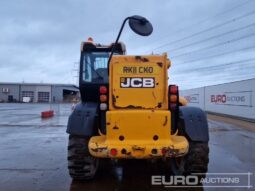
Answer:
108;15;153;71
128;15;153;36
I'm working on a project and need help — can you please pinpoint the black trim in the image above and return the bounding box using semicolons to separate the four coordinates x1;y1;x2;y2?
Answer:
66;102;98;136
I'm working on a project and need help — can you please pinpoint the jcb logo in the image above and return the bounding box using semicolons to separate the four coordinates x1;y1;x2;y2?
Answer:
120;77;155;88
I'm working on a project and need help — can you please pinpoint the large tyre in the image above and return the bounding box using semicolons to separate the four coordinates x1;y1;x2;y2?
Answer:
171;141;209;179
68;135;98;180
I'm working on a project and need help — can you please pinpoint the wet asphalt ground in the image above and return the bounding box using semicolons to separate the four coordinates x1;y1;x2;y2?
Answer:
0;103;254;191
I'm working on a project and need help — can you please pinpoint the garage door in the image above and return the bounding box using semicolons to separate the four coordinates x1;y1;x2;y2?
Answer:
38;92;50;102
21;91;34;102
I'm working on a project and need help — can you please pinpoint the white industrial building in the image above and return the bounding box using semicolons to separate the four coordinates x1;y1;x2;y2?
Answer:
0;82;79;103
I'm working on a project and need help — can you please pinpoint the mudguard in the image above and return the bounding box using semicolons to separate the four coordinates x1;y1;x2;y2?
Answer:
66;102;98;136
179;106;209;142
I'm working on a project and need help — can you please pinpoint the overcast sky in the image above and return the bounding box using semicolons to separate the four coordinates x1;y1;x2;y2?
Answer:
1;0;255;89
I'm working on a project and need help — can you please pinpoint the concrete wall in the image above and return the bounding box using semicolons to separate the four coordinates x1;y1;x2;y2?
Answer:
180;79;255;120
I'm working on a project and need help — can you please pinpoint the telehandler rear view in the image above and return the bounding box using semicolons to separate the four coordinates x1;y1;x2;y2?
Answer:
67;16;209;180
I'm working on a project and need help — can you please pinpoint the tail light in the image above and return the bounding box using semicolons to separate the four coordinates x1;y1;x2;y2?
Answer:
169;103;177;111
169;85;179;111
99;86;108;110
169;85;179;134
100;86;107;94
169;85;179;105
170;85;178;94
170;95;177;102
161;148;167;155
100;95;107;102
100;103;107;110
110;148;118;156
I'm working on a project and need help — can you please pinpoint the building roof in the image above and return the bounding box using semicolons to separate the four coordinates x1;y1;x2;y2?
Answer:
0;82;79;89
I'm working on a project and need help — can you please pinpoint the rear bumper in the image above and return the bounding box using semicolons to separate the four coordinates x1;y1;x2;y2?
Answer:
89;135;188;159
89;110;189;159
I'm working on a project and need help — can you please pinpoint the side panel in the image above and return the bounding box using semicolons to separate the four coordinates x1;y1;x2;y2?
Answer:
179;106;209;142
66;102;98;136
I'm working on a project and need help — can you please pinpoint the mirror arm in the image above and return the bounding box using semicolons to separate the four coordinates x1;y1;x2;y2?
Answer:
107;16;148;74
107;17;133;73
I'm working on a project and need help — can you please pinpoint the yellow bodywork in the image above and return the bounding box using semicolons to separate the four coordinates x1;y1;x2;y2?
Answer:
89;54;189;158
109;54;170;110
89;110;188;158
